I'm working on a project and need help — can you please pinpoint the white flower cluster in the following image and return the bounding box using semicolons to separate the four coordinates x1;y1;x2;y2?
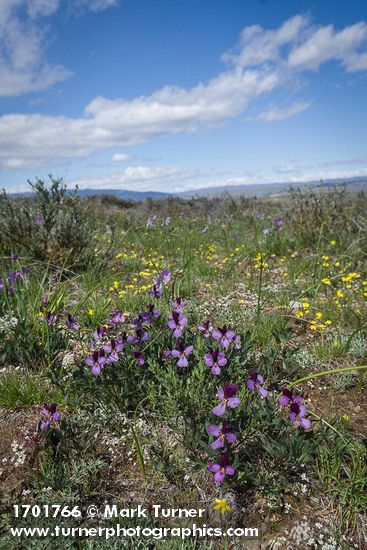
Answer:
10;440;27;468
0;314;18;334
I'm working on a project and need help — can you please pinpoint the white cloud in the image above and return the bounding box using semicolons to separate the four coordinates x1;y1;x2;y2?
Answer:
0;68;279;166
257;101;311;121
224;15;367;74
288;22;367;72
74;0;119;13
1;14;367;170
0;0;69;96
70;165;201;191
0;0;121;97
112;152;131;162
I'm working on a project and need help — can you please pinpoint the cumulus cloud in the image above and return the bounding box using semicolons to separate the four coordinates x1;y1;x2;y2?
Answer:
288;22;367;72
257;101;311;121
0;0;121;97
224;15;367;73
0;68;279;165
0;0;71;96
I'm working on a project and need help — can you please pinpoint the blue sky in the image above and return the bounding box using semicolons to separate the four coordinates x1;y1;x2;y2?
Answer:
1;0;367;192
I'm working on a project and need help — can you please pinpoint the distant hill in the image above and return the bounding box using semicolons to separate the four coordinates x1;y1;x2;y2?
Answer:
7;176;367;200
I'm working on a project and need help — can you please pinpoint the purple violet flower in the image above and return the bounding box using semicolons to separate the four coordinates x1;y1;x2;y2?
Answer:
159;269;171;285
139;304;161;324
37;311;57;325
85;350;108;376
246;369;268;398
39;404;61;432
199;320;213;338
127;328;149;346
212;383;241;416
171;297;187;313
274;217;283;232
289;402;312;430
134;351;145;366
109;310;125;324
208;454;235;484
66;314;79;331
93;325;108;341
212;325;235;348
167;311;188;338
171;341;194;367
147;283;163;298
233;335;241;349
205;349;227;376
279;388;303;408
207;420;237;450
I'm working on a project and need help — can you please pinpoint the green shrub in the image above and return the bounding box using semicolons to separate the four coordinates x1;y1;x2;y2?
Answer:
0;176;94;269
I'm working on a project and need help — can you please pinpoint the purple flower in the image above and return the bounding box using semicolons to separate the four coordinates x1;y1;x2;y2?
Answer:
109;310;125;324
66;314;79;331
212;325;235;348
134;351;145;366
167;311;188;338
201;227;207;234
212;383;241;416
11;253;19;260
205;349;227;376
165;217;171;226
85;350;108;376
279;388;303;408
147;283;163;298
171;341;194;367
103;338;124;362
207;420;237;450
93;325;108;341
171;297;187;313
208;454;235;484
158;269;171;285
163;349;172;359
128;328;149;346
35;215;42;226
263;228;270;235
289;402;312;430
147;214;157;228
199;320;213;338
274;217;283;232
246;369;268;398
139;304;161;324
37;311;57;325
233;335;241;349
39;404;61;432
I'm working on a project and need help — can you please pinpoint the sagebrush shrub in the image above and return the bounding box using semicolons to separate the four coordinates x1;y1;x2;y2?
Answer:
0;176;94;268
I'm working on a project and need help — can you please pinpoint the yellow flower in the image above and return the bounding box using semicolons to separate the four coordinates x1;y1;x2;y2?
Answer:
322;278;331;285
310;324;318;331
213;498;231;516
88;309;94;316
113;281;119;288
302;302;310;309
325;320;332;325
336;290;344;298
296;311;304;318
330;240;336;246
316;312;323;319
